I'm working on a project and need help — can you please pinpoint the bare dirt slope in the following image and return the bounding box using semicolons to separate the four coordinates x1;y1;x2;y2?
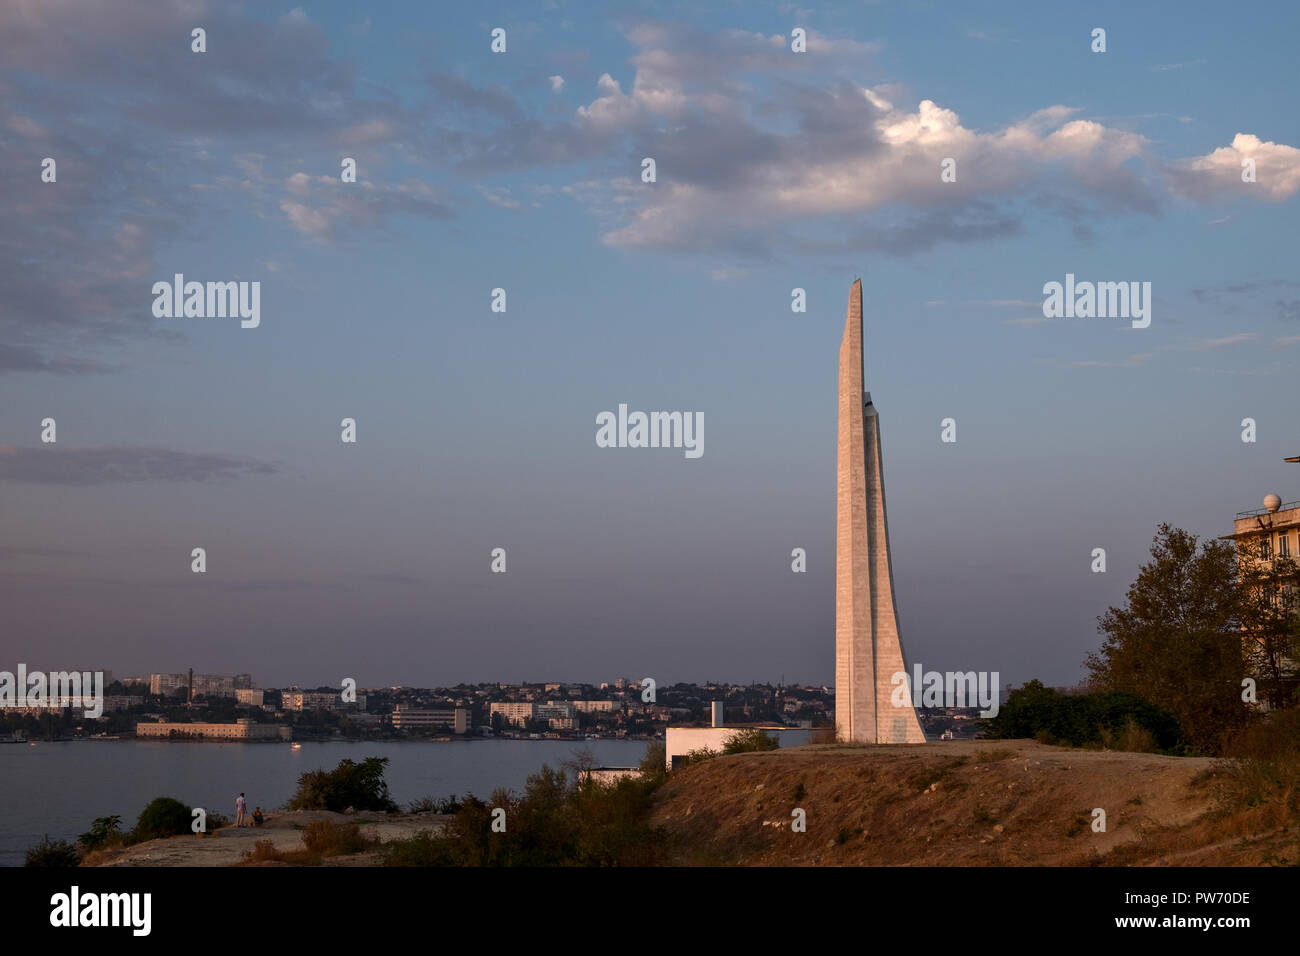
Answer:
649;740;1297;866
91;810;448;867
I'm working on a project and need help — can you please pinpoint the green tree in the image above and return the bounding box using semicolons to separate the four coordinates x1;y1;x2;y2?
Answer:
982;679;1183;751
1085;523;1249;754
287;757;398;812
78;815;123;850
1235;535;1300;710
133;797;192;841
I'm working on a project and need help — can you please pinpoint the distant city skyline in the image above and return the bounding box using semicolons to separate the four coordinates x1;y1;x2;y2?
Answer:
2;1;1299;691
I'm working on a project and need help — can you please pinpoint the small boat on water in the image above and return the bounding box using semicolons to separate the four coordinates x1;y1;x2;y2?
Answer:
290;742;302;750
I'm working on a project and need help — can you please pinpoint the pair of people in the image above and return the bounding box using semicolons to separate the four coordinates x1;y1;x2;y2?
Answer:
234;793;265;827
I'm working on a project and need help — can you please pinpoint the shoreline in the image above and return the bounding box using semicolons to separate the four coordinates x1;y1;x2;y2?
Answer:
22;734;664;745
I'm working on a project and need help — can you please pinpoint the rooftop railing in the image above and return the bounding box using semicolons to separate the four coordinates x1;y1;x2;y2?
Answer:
1237;500;1300;518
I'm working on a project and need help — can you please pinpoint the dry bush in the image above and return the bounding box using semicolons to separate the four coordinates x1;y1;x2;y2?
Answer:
1099;717;1159;754
301;820;377;857
240;839;287;864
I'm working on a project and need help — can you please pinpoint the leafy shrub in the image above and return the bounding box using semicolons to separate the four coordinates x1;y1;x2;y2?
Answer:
1216;708;1300;819
286;757;398;812
983;680;1184;752
408;795;464;814
678;747;718;767
381;763;668;866
723;729;780;754
638;741;667;784
25;835;79;868
133;797;192;841
78;815;122;850
380;829;448;866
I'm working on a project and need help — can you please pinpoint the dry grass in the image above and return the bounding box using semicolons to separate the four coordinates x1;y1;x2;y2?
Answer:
78;844;132;867
648;738;1300;866
237;821;378;866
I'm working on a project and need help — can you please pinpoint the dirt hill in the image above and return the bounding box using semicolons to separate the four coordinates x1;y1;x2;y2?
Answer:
648;740;1299;865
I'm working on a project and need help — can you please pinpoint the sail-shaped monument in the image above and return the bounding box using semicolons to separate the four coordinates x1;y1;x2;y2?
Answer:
835;279;927;744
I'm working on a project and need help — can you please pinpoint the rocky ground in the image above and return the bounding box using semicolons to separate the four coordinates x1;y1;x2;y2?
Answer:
90;809;449;867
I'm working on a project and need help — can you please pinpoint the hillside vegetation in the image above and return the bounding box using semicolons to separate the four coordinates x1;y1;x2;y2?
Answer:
649;740;1300;866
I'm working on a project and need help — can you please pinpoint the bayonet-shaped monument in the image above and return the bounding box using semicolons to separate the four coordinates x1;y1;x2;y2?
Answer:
835;279;927;744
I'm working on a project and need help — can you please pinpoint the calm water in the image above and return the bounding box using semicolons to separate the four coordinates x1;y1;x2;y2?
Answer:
0;738;651;866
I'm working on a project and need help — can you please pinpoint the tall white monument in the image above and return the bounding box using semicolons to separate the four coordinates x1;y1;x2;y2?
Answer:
835;279;926;744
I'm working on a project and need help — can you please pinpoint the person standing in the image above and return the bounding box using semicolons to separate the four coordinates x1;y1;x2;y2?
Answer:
235;792;247;827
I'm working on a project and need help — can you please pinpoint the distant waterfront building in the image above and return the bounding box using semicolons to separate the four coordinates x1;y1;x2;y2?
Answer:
572;700;617;713
390;705;469;734
135;718;290;740
235;689;265;708
149;673;251;698
489;702;535;726
8;698;104;716
535;702;576;720
281;690;338;711
582;767;643;785
149;673;186;696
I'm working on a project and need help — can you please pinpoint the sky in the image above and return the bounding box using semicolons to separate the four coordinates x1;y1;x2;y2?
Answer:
1;0;1298;691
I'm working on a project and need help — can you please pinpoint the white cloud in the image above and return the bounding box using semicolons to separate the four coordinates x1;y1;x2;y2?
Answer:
709;267;748;281
1187;333;1256;351
280;174;453;240
476;185;522;210
1170;133;1300;200
549;75;565;93
1063;353;1153;368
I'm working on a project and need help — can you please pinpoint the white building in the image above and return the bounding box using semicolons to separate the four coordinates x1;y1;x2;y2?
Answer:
535;702;576;720
664;723;812;770
281;690;339;711
236;689;265;708
489;702;535;726
391;705;469;734
572;700;617;713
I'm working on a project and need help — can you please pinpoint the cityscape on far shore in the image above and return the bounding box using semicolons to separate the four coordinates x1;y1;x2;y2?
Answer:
0;670;996;744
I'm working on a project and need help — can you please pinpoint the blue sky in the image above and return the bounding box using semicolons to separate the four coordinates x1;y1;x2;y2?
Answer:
1;0;1297;690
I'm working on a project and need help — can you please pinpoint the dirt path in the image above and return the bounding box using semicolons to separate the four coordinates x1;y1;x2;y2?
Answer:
93;810;448;867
